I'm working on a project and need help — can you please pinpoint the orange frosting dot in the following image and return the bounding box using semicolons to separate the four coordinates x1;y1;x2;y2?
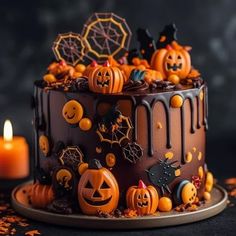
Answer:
168;74;180;84
170;95;183;108
186;152;193;163
198;166;204;179
165;152;174;159
75;64;86;73
106;153;116;167
158;197;172;212
43;74;57;83
79;118;92;131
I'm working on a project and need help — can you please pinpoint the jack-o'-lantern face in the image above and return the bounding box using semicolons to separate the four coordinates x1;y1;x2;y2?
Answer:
126;180;159;216
164;50;184;74
95;68;112;89
62;100;84;124
134;189;151;209
151;41;191;79
87;62;124;94
78;159;119;215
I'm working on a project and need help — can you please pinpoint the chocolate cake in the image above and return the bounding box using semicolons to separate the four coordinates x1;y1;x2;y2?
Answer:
31;13;214;217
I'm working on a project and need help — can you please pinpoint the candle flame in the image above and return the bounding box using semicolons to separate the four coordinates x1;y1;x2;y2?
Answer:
4;120;13;142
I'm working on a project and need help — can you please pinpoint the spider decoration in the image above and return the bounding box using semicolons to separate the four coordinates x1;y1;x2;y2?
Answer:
146;158;181;195
52;32;88;66
59;146;84;170
122;142;143;164
96;107;133;146
82;12;132;63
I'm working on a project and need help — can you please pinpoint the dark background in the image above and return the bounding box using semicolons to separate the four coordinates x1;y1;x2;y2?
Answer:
0;0;235;177
0;0;235;234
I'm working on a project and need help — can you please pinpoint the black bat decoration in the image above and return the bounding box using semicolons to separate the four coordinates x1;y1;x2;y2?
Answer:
136;28;156;62
156;23;178;49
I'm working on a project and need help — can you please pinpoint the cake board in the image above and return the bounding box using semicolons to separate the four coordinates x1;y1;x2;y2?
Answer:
11;181;228;229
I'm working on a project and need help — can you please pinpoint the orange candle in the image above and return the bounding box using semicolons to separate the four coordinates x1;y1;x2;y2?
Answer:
0;120;29;179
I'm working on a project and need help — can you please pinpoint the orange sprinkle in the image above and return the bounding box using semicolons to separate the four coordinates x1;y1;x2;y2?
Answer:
225;177;236;185
25;230;41;236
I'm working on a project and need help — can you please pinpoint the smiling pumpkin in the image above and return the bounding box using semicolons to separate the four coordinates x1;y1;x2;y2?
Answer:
62;100;84;124
78;159;119;215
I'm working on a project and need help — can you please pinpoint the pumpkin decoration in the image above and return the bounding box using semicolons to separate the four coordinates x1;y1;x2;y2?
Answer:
29;183;54;209
126;180;159;216
78;159;119;215
87;61;124;94
144;69;163;84
150;41;191;79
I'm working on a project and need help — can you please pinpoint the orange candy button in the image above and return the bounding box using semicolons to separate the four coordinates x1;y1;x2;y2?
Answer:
181;182;197;204
168;74;180;84
158;197;172;212
43;74;57;83
79;118;92;131
62;100;84;124
75;64;86;73
170;95;183;108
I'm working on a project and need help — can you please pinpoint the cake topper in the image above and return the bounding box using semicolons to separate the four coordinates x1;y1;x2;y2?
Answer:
96;106;133;145
82;13;132;63
146;158;181;194
122;142;143;164
136;28;157;62
156;23;177;49
59;146;84;171
52;32;87;66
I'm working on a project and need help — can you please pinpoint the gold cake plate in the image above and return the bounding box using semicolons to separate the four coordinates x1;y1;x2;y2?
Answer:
11;182;227;229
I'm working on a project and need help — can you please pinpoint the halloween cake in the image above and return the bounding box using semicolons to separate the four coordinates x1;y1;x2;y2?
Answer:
31;13;214;217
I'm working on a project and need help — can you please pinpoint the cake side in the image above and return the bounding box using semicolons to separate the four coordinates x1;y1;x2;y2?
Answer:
30;13;214;217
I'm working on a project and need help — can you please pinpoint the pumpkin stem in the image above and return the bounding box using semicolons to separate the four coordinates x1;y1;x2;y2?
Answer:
138;180;147;189
103;61;110;67
89;159;102;169
59;60;67;66
91;60;98;67
166;45;173;50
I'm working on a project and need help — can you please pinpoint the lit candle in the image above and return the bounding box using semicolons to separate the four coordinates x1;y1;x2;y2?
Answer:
0;120;29;179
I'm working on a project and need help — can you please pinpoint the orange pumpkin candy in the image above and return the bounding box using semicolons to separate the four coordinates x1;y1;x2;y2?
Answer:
78;159;119;215
87;61;124;94
151;41;191;79
29;183;54;209
126;180;159;216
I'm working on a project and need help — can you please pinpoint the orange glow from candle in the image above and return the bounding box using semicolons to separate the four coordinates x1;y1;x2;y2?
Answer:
0;119;29;179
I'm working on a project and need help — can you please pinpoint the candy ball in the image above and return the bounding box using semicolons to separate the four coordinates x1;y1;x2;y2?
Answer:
158;197;172;212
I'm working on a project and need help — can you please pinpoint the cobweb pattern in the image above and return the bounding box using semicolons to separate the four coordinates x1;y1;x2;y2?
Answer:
122;142;143;164
82;12;132;63
52;32;87;66
96;116;133;145
59;146;84;170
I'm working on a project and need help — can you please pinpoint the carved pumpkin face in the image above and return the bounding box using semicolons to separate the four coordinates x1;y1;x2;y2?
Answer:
151;41;191;79
126;180;159;216
78;159;119;215
87;62;124;94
